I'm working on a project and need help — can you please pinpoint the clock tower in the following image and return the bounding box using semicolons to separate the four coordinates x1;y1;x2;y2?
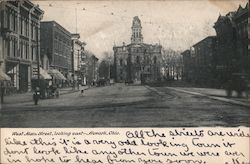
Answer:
131;16;143;44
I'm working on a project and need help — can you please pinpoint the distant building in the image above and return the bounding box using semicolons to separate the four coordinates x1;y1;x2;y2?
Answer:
113;16;162;84
0;0;44;92
40;21;71;82
98;60;110;81
181;50;192;82
71;33;86;85
86;54;98;86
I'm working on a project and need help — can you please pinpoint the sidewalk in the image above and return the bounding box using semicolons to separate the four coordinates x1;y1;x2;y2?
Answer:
167;87;250;107
2;86;89;105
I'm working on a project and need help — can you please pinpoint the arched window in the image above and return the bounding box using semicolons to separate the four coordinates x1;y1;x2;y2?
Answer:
154;56;157;64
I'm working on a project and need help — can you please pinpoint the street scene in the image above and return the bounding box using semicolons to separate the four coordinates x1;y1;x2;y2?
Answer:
0;0;249;127
1;83;249;127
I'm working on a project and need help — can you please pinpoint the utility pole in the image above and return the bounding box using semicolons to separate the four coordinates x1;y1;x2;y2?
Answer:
77;49;80;90
36;25;40;89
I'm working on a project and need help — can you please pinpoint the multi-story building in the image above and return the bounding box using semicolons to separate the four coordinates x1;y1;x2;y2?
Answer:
214;2;249;84
86;54;98;86
0;0;43;92
40;21;71;81
71;33;86;86
113;16;162;84
191;36;217;86
233;3;249;79
214;12;236;85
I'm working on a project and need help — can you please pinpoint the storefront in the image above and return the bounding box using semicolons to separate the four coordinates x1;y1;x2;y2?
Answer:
48;69;66;88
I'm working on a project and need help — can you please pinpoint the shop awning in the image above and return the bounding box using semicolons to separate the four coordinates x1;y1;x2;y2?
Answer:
0;70;11;81
48;69;66;80
32;67;52;80
40;68;52;79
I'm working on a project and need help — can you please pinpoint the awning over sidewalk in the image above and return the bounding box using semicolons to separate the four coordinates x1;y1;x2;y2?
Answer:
0;69;11;81
41;68;52;79
48;69;66;80
32;67;52;80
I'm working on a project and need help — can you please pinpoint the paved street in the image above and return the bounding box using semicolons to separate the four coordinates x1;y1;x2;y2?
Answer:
0;83;249;127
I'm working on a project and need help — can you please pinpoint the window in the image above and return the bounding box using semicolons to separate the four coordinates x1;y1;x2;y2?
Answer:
20;18;23;35
136;56;140;64
31;24;33;39
20;42;23;58
26;44;29;59
26;20;29;37
154;56;157;64
13;40;16;57
120;59;123;66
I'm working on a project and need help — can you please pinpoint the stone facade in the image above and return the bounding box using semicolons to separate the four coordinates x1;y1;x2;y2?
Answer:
0;0;43;92
214;2;249;84
233;3;249;79
113;16;162;84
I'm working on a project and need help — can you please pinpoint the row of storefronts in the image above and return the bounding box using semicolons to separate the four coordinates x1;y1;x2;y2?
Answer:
0;0;43;92
0;0;89;94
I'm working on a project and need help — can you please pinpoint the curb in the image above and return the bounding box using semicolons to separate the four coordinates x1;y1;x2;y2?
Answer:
3;87;90;104
166;87;250;108
59;87;90;96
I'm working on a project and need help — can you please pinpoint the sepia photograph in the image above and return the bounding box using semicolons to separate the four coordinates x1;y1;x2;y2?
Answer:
0;0;249;127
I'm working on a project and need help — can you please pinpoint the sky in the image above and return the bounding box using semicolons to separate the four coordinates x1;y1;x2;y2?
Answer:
35;0;247;59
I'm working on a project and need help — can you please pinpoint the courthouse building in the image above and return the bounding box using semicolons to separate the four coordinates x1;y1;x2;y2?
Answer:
0;0;43;92
113;16;162;84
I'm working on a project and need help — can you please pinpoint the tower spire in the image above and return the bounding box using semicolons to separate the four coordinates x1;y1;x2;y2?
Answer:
131;16;143;44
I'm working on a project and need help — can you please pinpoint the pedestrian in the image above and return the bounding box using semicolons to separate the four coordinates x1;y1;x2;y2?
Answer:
33;87;40;105
80;89;84;96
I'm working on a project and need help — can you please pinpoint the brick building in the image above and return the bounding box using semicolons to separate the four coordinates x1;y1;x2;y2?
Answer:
181;37;217;86
0;0;43;92
113;16;162;84
192;36;217;86
40;21;71;82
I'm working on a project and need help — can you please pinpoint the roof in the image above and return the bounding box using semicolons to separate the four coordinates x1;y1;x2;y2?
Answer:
214;2;248;26
132;16;142;27
192;36;216;47
41;21;72;36
233;3;248;19
181;49;190;56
